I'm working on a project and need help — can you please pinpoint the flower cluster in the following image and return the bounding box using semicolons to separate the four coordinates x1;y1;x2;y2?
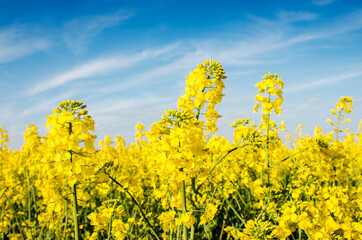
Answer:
0;61;361;240
327;96;354;140
177;59;226;133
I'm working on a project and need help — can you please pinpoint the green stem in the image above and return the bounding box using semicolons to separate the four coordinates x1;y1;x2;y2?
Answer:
217;186;246;225
271;148;308;167
265;93;271;186
298;228;302;240
190;225;195;240
336;111;342;141
107;212;113;240
181;180;189;240
169;227;174;240
63;200;69;238
72;183;80;240
176;217;181;240
219;208;228;240
209;146;240;175
305;230;314;240
291;233;296;240
191;178;197;196
196;145;246;193
223;174;248;210
27;168;32;225
105;172;161;240
256;198;269;221
207;221;212;240
68;121;80;240
196;88;206;121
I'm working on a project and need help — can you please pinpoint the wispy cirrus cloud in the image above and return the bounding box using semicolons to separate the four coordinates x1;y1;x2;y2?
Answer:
3;2;362;150
312;0;335;6
0;27;50;64
250;9;362;45
285;70;362;92
28;43;179;95
328;9;362;35
63;10;134;54
29;9;362;98
91;94;173;115
20;90;76;118
276;10;319;22
60;9;362;99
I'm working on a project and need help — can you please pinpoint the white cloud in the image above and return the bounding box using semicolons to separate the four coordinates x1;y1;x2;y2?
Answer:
6;7;362;150
91;94;173;115
28;9;362;97
63;10;134;54
312;0;335;6
277;11;319;22
285;70;362;92
20;90;76;117
330;9;362;35
0;27;50;64
44;8;362;99
28;43;179;95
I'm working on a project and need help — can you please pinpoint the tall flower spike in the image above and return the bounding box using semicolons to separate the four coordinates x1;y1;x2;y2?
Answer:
254;73;284;116
327;96;353;141
0;127;8;146
177;59;227;133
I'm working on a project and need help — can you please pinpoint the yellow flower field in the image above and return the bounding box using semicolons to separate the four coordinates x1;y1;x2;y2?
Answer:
1;60;361;240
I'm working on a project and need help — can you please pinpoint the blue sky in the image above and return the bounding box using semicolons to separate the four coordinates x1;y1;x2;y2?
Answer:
1;0;361;149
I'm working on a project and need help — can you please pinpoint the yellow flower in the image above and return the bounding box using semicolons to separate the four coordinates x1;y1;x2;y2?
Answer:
342;119;350;124
176;212;196;229
327;119;333;125
200;203;219;225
